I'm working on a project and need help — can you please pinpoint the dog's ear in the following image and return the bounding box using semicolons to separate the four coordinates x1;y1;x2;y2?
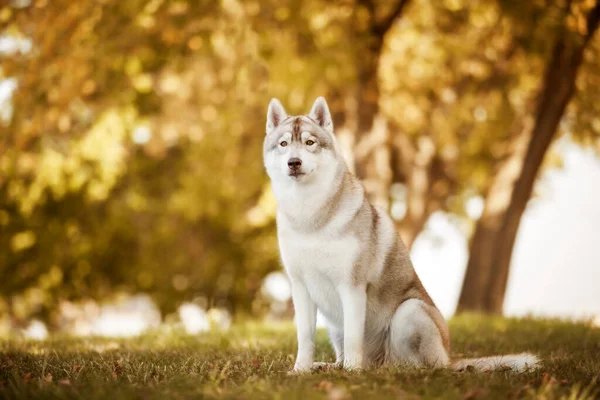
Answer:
309;97;333;132
266;98;287;135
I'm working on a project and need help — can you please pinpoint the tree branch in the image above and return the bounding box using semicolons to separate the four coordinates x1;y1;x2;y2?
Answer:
584;1;600;44
357;0;375;15
372;0;411;37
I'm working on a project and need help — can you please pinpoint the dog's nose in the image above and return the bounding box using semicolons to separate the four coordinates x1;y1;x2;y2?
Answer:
287;157;302;170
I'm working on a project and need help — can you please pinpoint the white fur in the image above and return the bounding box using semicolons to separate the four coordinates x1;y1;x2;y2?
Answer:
265;97;540;374
389;299;449;367
277;187;367;370
452;353;540;372
266;101;371;371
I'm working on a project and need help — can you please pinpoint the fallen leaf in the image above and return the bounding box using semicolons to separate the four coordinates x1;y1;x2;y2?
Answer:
464;387;488;399
44;373;52;382
316;380;334;392
58;379;71;386
328;387;350;400
112;359;123;380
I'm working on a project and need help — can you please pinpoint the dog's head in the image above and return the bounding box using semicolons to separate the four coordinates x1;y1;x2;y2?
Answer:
263;97;340;184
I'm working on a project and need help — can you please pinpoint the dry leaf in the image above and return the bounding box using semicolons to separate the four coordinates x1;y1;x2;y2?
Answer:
112;358;123;380
316;380;335;391
464;387;488;399
328;387;350;400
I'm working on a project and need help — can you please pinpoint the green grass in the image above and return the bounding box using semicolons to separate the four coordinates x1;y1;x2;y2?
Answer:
0;314;599;399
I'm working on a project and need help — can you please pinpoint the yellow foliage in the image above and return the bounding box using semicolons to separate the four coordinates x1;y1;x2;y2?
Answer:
246;184;277;228
1;0;599;319
11;231;36;252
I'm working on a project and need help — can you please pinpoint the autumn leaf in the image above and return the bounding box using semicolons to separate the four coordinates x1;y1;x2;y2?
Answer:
315;380;335;392
112;359;123;380
463;387;489;399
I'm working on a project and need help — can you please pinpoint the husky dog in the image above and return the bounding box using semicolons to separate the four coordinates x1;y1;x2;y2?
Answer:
263;97;539;372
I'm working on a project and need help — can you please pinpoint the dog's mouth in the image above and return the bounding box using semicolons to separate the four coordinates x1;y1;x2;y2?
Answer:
288;171;306;179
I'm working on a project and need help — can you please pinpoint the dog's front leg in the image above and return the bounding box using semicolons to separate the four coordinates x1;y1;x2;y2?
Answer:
338;283;366;370
291;280;317;372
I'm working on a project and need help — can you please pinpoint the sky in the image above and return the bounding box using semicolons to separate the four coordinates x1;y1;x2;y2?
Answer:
413;141;600;319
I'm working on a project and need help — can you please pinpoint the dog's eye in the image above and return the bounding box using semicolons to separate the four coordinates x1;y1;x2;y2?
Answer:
306;140;315;146
280;141;288;147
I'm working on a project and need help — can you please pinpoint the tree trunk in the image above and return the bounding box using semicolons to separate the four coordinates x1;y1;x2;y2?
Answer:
394;135;436;249
456;4;600;314
350;28;392;208
337;0;441;246
349;0;411;209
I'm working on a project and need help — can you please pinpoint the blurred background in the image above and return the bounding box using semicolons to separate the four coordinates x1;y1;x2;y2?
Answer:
1;0;599;339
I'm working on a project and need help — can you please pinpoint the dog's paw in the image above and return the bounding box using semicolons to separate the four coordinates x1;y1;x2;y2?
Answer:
342;360;364;371
311;362;341;371
344;355;363;371
287;364;311;375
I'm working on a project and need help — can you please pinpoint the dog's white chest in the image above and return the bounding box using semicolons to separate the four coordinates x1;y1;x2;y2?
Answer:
278;229;358;326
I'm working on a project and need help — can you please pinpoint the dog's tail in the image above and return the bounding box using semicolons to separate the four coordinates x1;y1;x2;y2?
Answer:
451;353;540;372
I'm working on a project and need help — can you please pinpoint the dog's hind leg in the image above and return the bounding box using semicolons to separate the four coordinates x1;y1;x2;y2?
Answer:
387;299;450;368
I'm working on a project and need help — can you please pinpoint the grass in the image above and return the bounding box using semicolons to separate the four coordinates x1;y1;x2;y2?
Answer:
0;314;599;399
